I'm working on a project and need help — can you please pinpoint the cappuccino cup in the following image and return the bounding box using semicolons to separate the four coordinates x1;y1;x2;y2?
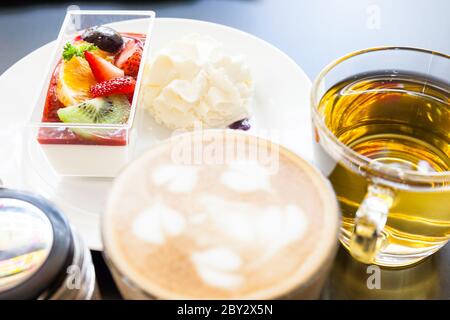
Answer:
102;130;340;299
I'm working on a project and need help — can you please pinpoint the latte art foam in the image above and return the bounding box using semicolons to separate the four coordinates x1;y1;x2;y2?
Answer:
132;193;308;290
104;132;339;299
220;161;273;192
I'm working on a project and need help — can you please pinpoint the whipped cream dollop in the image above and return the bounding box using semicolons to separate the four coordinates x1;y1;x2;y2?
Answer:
141;34;253;130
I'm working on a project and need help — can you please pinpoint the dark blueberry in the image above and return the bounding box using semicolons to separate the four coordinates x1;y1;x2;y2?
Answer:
229;118;251;131
81;26;124;53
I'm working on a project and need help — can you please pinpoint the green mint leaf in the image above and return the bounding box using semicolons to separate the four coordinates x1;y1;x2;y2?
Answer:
62;42;98;61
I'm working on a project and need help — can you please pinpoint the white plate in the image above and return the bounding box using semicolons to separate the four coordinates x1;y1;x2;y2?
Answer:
0;18;312;250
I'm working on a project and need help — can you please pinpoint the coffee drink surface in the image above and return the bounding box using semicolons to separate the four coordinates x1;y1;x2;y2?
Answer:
103;131;339;299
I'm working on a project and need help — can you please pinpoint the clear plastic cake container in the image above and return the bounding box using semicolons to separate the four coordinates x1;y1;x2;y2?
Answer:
27;10;155;177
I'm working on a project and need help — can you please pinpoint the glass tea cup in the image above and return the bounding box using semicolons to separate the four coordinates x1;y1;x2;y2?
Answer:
311;47;450;267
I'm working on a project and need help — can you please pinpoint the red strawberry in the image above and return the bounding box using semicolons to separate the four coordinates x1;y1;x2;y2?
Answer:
115;40;143;77
84;51;124;82
90;76;136;98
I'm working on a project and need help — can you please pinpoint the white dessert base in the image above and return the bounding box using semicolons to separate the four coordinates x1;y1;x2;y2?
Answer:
40;144;129;178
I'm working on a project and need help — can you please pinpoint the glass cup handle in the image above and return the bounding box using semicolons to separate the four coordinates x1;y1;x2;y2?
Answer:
349;184;394;264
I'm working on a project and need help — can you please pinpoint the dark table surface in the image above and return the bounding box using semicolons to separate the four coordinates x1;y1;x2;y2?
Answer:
92;246;450;300
1;0;450;299
2;0;450;79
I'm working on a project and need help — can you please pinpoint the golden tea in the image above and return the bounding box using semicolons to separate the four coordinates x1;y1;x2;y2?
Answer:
314;70;450;266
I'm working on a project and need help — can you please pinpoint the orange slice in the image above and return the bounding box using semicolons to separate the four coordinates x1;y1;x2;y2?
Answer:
56;42;114;107
56;56;97;107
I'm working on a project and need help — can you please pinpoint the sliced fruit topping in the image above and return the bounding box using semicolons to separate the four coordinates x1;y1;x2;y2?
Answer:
115;40;143;77
57;95;131;141
63;40;113;61
90;76;136;98
84;51;124;82
81;26;124;54
57;95;130;124
62;42;98;61
56;56;97;107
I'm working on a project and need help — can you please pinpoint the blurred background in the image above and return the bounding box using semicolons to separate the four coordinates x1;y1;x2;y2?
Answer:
1;0;449;79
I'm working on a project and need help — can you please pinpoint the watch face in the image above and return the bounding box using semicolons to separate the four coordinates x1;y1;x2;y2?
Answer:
0;198;53;293
0;189;73;299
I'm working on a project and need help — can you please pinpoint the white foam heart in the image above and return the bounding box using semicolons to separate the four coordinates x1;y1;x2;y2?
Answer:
191;247;244;289
252;204;308;265
132;200;187;245
221;160;272;192
152;164;198;193
200;195;257;243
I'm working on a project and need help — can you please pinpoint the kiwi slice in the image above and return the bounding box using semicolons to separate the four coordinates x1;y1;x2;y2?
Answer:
57;95;131;141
